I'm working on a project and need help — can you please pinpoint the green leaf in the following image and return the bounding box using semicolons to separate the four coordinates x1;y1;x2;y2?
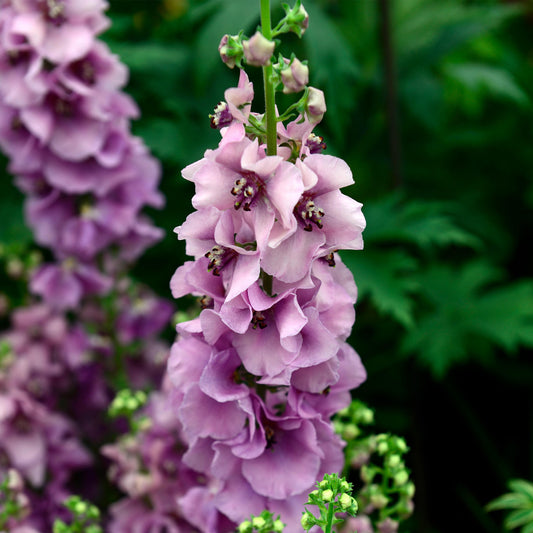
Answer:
362;195;482;250
505;509;533;530
486;493;532;512
342;248;418;328
443;63;529;107
522;521;533;533
509;480;533;502
402;262;533;377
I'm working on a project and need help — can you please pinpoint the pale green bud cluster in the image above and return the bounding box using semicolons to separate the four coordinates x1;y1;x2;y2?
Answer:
301;473;358;533
108;389;149;433
52;495;102;533
237;510;285;533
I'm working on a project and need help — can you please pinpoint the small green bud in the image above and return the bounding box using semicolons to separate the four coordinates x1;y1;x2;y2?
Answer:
403;481;416;499
342;423;360;440
377;441;388;455
273;519;285;532
360;408;374;425
387;454;401;469
252;516;266;529
394;470;409;487
301;512;314;530
369;492;389;509
339;492;352;510
394;437;408;453
321;489;333;502
53;521;69;533
340;480;351;492
238;520;252;533
318;480;328;489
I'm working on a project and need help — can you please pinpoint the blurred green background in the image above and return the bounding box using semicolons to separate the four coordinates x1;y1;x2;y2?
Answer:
2;0;533;531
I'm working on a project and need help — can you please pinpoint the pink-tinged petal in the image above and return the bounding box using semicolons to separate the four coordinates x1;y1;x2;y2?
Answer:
241;142;281;177
295;156;319;190
167;337;211;392
262;229;324;283
291;307;338;368
267;161;303;229
246;282;288;311
275;294;307;352
233;320;291;378
30;264;82;310
200;309;228;345
63;0;108;18
11;12;45;48
219;121;246;145
182;436;216;471
191;161;236;211
213;472;265;525
220;294;253;334
304;154;354;194
50;115;106;161
336;343;367;391
242;420;320;498
225;69;254;123
214;137;249;172
199;348;249;402
225;254;260;302
318;191;365;252
20;106;53;143
3;430;46;486
291;357;339;393
42;24;93;62
251;203;276;250
177;208;219;257
179;386;246;440
95;129;128;167
181;158;205;182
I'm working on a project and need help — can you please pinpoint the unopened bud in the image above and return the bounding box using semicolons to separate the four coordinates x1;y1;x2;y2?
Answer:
238;520;252;533
342;423;360;440
377;518;399;533
219;33;243;69
394;470;409;487
321;489;334;502
387;454;401;469
301;512;314;529
282;0;309;37
369;492;389;509
273;519;284;532
252;516;266;529
306;87;326;124
281;57;309;93
243;32;275;67
339;492;352;510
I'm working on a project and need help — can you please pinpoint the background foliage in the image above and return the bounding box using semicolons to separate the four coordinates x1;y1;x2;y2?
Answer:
1;0;533;531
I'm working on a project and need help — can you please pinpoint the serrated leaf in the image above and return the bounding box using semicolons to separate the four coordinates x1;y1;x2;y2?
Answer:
505;509;533;530
486;493;532;512
509;480;533;502
362;195;482;250
342;248;418;328
402;262;533;377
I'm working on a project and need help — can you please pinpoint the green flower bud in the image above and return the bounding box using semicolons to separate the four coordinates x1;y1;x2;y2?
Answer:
394;470;409;487
377;441;388;455
387;454;401;468
252;516;266;529
321;489;334;502
403;481;415;499
273;519;285;532
339;492;352;510
342;423;360;440
369;492;389;509
318;479;328;489
238;520;252;533
340;480;351;493
301;511;314;530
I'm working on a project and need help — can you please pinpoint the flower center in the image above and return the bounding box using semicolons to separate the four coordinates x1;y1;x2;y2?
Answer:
231;171;263;211
210;101;233;129
295;195;325;231
251;310;267;329
264;425;276;450
199;295;214;309
306;133;327;154
42;0;65;25
204;246;236;276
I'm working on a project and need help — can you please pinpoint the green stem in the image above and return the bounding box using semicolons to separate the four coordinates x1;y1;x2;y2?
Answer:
260;0;277;156
324;502;335;533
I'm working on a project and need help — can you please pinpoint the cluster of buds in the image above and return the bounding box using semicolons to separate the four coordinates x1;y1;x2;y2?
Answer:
238;510;285;533
52;495;102;533
301;473;359;532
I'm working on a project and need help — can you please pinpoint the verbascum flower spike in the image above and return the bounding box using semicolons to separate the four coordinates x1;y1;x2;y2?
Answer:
168;1;366;531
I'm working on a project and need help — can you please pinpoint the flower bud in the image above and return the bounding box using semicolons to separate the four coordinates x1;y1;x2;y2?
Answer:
238;520;252;533
219;33;243;69
377;518;399;533
306;87;326;124
273;519;285;532
242;32;275;67
321;488;334;502
301;511;314;529
387;454;401;469
282;0;309;37
393;470;409;487
342;423;360;440
252;516;266;529
369;492;389;509
339;492;352;510
281;57;309;93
